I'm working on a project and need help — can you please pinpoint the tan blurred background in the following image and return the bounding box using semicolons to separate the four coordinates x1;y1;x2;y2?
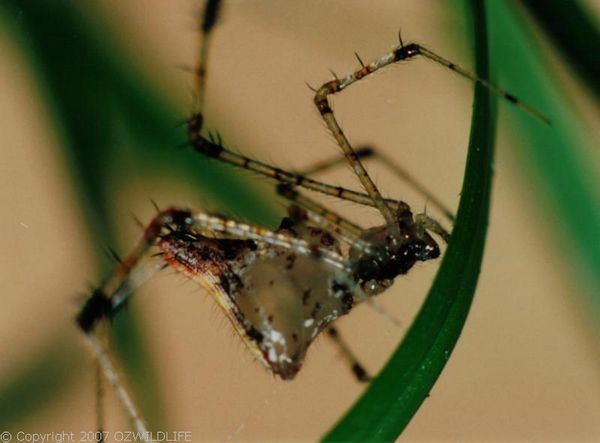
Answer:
2;1;600;441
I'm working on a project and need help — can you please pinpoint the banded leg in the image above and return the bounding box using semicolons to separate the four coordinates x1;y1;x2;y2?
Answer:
193;0;222;113
355;146;454;222
77;210;189;439
83;335;150;441
416;45;550;124
189;32;548;223
186;210;351;269
189;126;452;248
95;360;105;442
187;118;403;213
278;184;372;254
287;145;455;222
277;142;454;252
311;39;549;221
275;148;375;254
188;0;397;217
326;326;371;382
415;212;450;243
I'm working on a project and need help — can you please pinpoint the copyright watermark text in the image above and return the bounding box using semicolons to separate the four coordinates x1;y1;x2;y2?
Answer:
0;431;192;442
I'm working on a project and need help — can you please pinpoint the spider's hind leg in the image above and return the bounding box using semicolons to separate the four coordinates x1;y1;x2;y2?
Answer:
326;326;372;383
76;209;191;439
353;146;455;223
287;145;455;223
193;0;222;113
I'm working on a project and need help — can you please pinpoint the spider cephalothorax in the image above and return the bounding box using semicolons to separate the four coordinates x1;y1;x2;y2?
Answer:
350;203;440;296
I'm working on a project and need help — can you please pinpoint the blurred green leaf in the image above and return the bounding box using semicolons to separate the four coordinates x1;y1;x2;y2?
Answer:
0;337;78;430
488;2;600;318
323;0;496;440
0;0;275;428
521;0;600;101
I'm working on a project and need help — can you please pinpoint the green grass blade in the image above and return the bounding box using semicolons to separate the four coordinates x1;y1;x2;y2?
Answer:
520;0;600;101
322;0;497;440
487;2;600;317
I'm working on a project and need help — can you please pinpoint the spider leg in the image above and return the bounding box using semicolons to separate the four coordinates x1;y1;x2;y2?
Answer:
289;145;455;223
187;122;404;212
95;358;105;442
276;141;455;250
84;334;150;441
314;87;395;225
326;326;371;383
190;118;454;248
415;212;451;244
295;146;374;176
277;184;366;246
416;45;550;124
370;147;455;223
311;40;549;225
193;0;222;113
360;146;455;222
184;209;352;269
84;0;226;434
78;211;187;438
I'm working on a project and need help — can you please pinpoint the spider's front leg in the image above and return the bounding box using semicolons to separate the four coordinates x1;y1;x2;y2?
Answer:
414;213;451;244
76;208;193;440
77;208;192;334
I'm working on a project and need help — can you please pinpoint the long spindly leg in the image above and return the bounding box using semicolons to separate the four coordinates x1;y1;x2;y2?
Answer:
77;213;182;439
277;184;370;251
193;0;222;113
277;147;370;242
326;326;371;382
187;0;395;218
185;209;351;269
189;33;548;223
415;45;550;124
187;0;386;222
314;90;395;224
189;126;452;251
415;212;451;244
277;142;454;251
347;146;455;223
95;359;105;441
313;41;549;150
187;122;406;213
84;334;150;441
311;38;549;223
288;145;455;223
363;146;455;223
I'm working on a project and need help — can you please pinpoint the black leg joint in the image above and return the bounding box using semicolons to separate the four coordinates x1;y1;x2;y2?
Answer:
76;288;113;334
352;363;372;383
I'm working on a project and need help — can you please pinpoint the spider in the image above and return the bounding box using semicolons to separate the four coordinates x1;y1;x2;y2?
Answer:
75;0;547;438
